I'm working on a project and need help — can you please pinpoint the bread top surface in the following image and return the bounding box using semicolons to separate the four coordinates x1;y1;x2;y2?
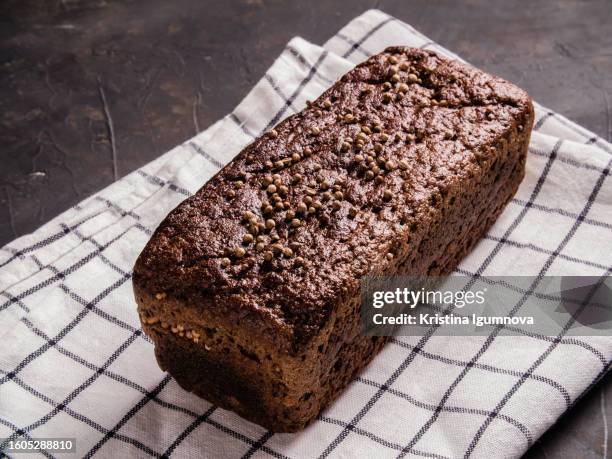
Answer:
133;47;533;347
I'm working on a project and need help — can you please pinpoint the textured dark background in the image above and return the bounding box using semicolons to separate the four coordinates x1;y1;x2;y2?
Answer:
1;0;610;457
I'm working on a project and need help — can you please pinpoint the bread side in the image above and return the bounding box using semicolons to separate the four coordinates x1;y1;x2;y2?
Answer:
133;47;534;432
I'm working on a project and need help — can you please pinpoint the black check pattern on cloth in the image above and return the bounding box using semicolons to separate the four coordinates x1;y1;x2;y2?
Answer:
1;9;611;459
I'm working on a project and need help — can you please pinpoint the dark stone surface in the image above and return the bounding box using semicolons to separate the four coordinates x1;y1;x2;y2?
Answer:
0;0;610;456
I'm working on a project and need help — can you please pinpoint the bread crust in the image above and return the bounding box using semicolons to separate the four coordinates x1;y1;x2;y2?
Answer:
133;46;534;432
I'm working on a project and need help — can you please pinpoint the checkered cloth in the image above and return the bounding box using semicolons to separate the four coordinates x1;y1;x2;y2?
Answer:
1;9;611;459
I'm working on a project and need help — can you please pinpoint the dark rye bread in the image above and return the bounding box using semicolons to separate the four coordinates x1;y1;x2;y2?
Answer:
133;47;534;432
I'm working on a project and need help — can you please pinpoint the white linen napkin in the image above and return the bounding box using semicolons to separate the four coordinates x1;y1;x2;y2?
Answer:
1;9;610;459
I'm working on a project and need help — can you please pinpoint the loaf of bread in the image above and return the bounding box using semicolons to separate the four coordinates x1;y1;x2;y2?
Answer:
133;47;533;432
